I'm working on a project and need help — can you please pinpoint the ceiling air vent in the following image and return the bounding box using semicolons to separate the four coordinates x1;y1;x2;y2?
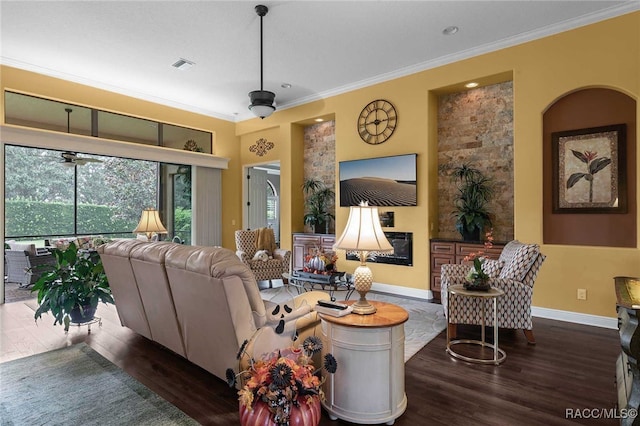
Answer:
171;58;195;70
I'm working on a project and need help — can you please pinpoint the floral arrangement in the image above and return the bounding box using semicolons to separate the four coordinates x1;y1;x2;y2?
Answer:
303;247;338;275
463;229;494;289
226;336;337;426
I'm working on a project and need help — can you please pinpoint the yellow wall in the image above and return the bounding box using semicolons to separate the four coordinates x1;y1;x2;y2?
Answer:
236;12;640;318
0;65;243;249
1;12;638;318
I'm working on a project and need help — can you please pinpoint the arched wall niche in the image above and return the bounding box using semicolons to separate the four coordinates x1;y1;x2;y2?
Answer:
542;87;637;247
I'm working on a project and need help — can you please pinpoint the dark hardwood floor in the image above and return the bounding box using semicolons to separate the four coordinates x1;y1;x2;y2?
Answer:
1;300;620;425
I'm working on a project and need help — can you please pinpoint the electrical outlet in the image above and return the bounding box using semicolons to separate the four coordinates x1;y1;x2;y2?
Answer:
577;289;587;300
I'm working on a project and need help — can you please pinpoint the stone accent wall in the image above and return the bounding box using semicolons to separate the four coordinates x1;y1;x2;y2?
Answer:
437;82;514;242
303;120;336;233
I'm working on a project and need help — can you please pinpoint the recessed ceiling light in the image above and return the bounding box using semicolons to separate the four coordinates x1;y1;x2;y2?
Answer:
442;26;459;36
171;58;195;70
465;82;479;88
281;83;292;89
314;118;323;122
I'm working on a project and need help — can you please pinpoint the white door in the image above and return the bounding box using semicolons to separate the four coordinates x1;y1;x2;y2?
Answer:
247;167;268;230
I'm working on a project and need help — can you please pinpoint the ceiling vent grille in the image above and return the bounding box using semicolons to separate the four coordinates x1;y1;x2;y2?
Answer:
172;58;194;70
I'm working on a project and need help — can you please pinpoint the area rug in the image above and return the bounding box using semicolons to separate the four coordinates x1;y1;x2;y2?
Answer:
0;343;198;425
260;286;447;362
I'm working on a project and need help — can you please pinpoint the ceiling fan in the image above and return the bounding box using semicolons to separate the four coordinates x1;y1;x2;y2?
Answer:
58;108;103;167
60;151;102;167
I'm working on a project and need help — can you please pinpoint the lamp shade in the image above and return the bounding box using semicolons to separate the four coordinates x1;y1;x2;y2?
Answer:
133;208;168;238
334;202;393;253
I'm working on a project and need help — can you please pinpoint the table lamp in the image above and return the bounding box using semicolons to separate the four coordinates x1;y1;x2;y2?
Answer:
333;201;393;314
133;208;168;241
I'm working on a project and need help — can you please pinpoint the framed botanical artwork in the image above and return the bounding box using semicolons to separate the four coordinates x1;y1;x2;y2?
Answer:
552;124;627;213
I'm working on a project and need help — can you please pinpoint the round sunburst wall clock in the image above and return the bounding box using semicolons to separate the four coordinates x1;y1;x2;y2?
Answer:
357;99;398;144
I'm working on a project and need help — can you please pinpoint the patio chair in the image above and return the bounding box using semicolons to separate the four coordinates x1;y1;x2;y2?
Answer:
4;243;56;288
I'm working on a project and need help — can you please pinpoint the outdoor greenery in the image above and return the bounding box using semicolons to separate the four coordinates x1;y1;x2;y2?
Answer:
5;145;158;238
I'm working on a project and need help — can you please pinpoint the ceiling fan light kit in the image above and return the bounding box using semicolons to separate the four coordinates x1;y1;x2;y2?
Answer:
248;4;276;119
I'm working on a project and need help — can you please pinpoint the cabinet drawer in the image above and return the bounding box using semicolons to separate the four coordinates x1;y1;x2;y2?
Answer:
432;255;453;271
431;274;442;292
293;235;322;245
431;242;454;254
456;243;503;259
321;236;335;247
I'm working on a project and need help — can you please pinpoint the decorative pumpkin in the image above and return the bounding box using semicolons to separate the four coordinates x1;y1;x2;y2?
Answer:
307;255;325;272
239;396;321;426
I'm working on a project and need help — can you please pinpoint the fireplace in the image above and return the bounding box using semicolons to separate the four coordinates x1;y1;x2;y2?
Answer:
346;231;413;266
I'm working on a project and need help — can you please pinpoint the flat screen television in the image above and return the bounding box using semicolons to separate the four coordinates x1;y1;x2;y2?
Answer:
339;153;417;206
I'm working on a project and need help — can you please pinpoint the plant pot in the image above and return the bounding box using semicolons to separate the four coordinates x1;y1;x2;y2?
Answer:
460;227;481;242
69;304;97;324
239;397;321;426
464;279;491;292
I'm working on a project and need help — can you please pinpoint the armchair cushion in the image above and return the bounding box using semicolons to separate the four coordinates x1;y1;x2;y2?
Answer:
481;258;505;278
499;243;539;282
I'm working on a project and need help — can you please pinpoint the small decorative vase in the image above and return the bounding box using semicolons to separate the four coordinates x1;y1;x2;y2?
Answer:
239;397;321;426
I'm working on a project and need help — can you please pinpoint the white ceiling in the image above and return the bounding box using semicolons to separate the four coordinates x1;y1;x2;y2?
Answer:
1;1;638;122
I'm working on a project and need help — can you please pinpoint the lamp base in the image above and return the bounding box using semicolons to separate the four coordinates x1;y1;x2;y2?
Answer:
352;264;376;315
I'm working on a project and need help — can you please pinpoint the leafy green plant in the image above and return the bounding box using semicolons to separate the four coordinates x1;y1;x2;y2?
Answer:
302;178;335;234
450;164;494;240
31;242;113;331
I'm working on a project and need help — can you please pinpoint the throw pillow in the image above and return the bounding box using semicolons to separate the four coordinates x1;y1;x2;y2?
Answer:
499;243;540;282
481;259;505;278
253;250;270;261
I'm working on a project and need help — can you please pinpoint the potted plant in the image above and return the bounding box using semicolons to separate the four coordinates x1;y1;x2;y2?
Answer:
450;163;494;241
31;242;113;331
302;178;335;234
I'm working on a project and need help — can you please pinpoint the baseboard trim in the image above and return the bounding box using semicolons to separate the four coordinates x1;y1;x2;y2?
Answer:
370;282;617;329
371;282;433;301
531;306;617;329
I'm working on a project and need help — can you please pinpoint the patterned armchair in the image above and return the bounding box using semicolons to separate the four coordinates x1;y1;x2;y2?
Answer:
235;229;291;285
441;240;546;344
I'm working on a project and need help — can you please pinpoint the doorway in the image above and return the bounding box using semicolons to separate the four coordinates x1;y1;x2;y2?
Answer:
243;162;281;244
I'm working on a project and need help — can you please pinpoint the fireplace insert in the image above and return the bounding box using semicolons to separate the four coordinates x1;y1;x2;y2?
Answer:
346;231;412;266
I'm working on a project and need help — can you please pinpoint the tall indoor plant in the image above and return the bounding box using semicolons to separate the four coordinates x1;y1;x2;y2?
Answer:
451;163;494;241
302;178;335;234
31;242;113;331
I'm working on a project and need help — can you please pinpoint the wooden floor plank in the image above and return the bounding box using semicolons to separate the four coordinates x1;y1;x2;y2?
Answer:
0;300;620;425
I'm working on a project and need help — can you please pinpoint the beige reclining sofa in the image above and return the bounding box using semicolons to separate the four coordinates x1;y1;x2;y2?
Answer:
97;240;329;383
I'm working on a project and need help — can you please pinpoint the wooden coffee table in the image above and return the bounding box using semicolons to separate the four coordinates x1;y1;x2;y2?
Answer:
319;300;408;425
